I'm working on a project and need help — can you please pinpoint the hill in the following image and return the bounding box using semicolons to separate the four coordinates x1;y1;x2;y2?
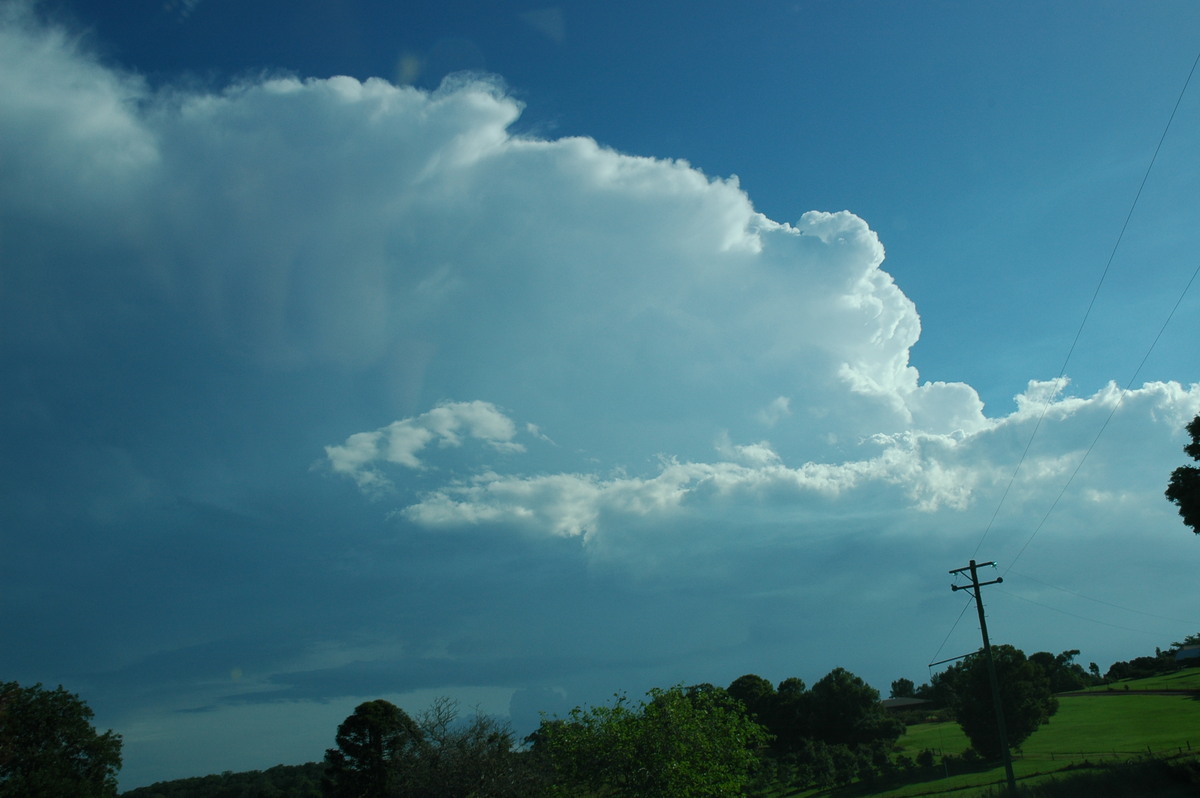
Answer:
857;673;1200;797
119;761;323;797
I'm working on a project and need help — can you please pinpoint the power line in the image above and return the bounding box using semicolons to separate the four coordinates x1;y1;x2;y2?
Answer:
971;46;1200;561
927;593;975;669
1004;567;1193;625
996;587;1172;639
932;47;1200;686
1006;255;1200;571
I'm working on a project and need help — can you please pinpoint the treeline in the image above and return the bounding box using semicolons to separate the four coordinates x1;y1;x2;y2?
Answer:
120;763;324;798
905;648;1101;709
1103;632;1200;681
311;668;909;797
722;668;907;791
124;634;1200;797
123;667;914;797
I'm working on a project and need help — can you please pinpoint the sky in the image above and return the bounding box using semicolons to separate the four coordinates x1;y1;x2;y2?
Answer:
2;0;1200;789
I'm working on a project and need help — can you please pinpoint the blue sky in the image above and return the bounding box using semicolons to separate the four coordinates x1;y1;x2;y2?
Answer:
3;0;1200;789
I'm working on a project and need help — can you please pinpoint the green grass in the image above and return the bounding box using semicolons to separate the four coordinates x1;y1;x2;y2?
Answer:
1019;693;1200;759
1078;668;1200;693
787;675;1200;798
894;719;968;759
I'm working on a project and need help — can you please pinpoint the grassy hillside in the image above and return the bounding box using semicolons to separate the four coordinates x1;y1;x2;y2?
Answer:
1077;668;1200;693
799;674;1200;797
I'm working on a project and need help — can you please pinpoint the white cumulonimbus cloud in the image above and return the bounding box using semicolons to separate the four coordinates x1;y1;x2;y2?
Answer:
331;380;1200;547
3;5;1198;565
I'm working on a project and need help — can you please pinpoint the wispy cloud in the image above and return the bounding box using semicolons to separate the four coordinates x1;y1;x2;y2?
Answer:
325;401;524;492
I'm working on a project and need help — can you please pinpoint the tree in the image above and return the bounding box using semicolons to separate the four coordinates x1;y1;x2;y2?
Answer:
0;681;122;798
323;699;425;797
531;685;769;797
412;698;534;798
948;645;1058;760
726;674;775;720
1029;649;1094;693
889;678;916;699
1165;413;1200;534
806;668;903;748
763;677;810;750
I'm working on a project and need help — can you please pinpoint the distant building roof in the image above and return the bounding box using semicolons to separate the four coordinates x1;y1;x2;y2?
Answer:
881;697;932;710
1175;645;1200;661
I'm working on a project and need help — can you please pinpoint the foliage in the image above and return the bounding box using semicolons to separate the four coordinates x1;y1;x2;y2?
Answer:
726;673;775;721
713;669;907;791
1165;413;1200;534
531;684;769;797
807;667;904;748
772;738;900;790
323;698;533;798
1105;652;1177;682
1029;649;1100;693
410;698;537;798
734;667;902;756
1008;756;1200;798
0;681;122;798
763;676;809;750
943;645;1059;760
889;677;916;698
323;699;425;797
120;762;324;797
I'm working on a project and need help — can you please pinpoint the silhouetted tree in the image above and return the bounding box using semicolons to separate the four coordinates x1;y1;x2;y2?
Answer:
323;700;424;797
1165;413;1200;534
806;668;902;747
726;674;775;720
765;677;811;750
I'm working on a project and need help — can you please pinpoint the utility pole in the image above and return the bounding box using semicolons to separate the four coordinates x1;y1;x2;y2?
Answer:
949;559;1018;797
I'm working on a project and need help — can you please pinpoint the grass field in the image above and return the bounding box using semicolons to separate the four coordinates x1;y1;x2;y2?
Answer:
793;674;1200;797
1077;668;1200;693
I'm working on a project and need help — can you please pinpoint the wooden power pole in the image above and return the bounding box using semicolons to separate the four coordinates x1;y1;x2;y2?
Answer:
949;559;1018;797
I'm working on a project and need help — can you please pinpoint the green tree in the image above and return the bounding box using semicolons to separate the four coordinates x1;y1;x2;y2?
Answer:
807;668;903;747
323;699;425;797
0;681;122;798
1029;649;1094;693
764;677;810;751
949;645;1058;760
889;678;916;698
532;685;769;797
726;674;775;720
1165;413;1200;534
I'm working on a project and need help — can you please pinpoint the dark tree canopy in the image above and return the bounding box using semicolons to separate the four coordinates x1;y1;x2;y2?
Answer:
947;645;1058;760
1029;649;1096;693
0;681;122;798
323;699;425;797
726;674;775;720
324;698;533;798
120;762;324;798
1165;414;1200;534
807;668;903;748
